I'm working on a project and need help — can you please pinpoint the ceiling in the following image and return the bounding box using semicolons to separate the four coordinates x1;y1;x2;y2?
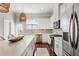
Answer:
10;3;56;16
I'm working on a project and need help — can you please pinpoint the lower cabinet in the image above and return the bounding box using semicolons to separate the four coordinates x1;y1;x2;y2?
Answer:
22;39;35;56
27;41;35;56
54;37;63;56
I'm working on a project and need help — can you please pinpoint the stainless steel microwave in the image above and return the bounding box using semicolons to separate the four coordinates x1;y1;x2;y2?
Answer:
53;20;60;29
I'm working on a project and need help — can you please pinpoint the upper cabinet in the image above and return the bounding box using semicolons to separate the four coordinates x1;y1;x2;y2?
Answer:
50;4;59;29
0;3;10;13
60;3;73;32
26;17;52;29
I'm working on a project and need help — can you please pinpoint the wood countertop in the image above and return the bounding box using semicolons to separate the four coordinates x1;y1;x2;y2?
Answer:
0;35;35;56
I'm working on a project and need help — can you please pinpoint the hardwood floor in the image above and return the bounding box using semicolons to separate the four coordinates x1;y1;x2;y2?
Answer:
34;42;56;56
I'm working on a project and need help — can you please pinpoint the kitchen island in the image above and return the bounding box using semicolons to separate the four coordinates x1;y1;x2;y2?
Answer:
0;35;35;56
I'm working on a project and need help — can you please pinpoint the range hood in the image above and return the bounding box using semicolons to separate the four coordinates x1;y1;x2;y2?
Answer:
0;3;10;13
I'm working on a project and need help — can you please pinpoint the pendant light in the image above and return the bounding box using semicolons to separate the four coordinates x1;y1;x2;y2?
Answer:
0;3;10;13
19;12;26;22
19;3;27;23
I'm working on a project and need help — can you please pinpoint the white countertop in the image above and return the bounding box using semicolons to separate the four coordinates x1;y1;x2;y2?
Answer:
0;35;34;56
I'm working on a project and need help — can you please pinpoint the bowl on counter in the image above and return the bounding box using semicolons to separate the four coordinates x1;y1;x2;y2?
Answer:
8;35;24;42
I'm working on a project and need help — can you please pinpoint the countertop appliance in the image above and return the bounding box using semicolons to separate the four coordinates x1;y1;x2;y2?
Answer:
53;20;60;29
62;4;79;56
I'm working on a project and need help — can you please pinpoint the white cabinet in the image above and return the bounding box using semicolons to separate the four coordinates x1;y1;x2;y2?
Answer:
22;39;35;56
54;37;62;56
42;34;51;45
27;39;35;56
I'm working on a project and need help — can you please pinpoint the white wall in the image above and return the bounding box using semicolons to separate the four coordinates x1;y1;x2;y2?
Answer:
0;14;4;37
4;13;15;35
0;13;15;39
4;20;10;39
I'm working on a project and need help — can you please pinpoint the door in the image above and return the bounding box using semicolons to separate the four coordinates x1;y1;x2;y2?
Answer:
60;3;74;56
73;4;79;56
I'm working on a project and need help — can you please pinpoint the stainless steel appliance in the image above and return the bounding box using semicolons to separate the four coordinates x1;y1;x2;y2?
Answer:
53;20;60;29
62;4;79;56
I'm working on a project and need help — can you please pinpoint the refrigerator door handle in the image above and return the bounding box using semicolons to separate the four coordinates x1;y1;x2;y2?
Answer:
74;12;78;50
69;13;74;48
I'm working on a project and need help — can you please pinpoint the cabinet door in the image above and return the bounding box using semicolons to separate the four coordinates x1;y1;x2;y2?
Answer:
42;34;51;44
54;37;58;55
22;39;35;56
27;40;35;56
54;37;62;56
21;47;29;56
55;43;59;55
58;37;62;56
58;45;62;56
28;45;34;56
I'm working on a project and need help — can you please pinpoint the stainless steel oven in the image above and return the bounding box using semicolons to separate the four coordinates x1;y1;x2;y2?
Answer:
63;32;71;56
63;32;69;42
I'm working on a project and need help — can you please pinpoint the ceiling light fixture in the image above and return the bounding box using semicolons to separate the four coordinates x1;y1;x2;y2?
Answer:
0;3;10;13
41;8;44;10
19;12;26;22
19;4;27;24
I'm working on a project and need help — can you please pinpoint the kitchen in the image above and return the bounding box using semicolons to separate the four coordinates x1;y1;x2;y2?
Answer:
0;3;79;56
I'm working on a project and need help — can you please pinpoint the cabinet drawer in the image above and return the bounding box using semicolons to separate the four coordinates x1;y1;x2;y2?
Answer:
54;37;62;44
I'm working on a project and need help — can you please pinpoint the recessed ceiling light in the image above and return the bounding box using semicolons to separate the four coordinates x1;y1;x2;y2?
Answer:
41;8;44;10
18;8;21;10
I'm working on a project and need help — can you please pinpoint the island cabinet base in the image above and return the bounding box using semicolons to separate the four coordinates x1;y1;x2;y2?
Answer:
22;37;35;56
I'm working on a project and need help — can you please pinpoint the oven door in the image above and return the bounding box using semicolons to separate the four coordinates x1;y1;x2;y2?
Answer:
63;39;71;56
63;32;69;42
63;49;71;56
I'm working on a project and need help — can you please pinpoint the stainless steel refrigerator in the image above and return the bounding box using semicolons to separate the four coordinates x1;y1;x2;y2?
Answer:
69;4;79;56
61;3;79;56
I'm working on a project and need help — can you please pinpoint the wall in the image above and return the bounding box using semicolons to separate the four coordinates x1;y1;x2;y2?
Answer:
0;13;15;39
0;14;4;37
